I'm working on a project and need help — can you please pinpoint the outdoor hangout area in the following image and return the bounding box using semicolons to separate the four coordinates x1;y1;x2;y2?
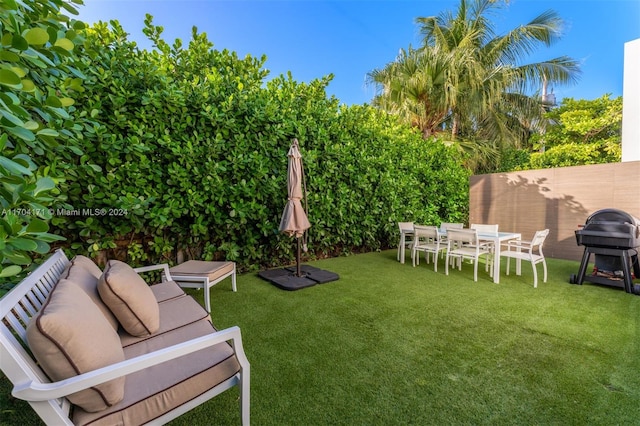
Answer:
2;0;640;424
4;156;638;425
3;249;640;425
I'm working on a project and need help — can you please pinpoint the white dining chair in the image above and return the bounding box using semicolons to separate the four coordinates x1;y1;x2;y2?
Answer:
501;229;550;288
440;222;464;231
470;223;499;234
397;222;414;263
470;223;499;271
445;228;493;281
411;225;446;271
438;222;464;258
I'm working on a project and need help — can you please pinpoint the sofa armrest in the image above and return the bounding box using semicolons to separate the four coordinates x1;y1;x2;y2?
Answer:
12;326;249;401
133;263;173;282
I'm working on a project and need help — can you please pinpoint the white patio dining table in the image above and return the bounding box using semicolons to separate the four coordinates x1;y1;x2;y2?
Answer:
438;228;521;283
478;231;521;283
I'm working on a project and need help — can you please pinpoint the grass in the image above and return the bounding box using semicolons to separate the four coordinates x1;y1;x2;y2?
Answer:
2;250;640;425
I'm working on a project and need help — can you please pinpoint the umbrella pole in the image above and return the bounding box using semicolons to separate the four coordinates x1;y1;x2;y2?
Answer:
296;237;301;277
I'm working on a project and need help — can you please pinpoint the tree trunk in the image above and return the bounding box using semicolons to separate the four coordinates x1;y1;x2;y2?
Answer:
451;115;459;140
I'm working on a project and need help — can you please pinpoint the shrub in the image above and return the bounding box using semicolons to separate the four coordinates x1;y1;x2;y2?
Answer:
52;18;469;270
0;0;89;292
1;11;469;295
529;142;621;169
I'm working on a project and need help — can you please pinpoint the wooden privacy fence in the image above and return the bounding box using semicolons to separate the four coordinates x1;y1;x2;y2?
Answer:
469;161;640;262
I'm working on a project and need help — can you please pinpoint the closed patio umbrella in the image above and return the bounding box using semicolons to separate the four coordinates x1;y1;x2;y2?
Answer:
279;138;310;276
258;138;339;290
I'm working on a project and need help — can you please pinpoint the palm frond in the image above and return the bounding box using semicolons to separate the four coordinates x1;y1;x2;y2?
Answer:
370;0;580;172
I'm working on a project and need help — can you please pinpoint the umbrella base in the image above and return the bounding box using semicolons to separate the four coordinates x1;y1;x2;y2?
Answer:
258;265;339;291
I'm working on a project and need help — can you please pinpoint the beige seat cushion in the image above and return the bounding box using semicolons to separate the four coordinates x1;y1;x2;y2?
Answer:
149;280;186;303
26;280;125;412
98;260;160;337
119;294;210;348
72;297;241;426
62;257;118;330
169;260;234;282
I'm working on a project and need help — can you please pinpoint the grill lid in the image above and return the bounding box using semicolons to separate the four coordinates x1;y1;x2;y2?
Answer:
584;208;640;227
576;208;640;249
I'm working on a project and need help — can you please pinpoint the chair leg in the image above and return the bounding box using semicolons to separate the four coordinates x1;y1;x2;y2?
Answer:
532;262;538;288
445;254;450;275
506;256;511;276
490;254;494;277
232;265;237;292
396;239;407;262
485;248;490;272
542;259;548;283
473;260;478;282
483;254;489;277
204;279;212;313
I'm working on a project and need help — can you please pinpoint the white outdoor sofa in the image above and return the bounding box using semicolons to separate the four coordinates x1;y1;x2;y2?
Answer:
0;249;250;425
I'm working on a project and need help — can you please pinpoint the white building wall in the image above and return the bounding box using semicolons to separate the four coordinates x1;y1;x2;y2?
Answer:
622;38;640;162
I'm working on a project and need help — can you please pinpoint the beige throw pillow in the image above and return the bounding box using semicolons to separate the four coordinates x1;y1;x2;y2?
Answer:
26;280;125;412
63;258;119;331
98;260;160;337
71;254;103;279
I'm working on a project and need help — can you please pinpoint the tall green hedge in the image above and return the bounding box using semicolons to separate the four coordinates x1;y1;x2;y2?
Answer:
1;11;469;288
51;17;468;270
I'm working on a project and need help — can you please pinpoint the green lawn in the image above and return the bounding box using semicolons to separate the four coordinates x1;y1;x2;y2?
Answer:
2;250;640;425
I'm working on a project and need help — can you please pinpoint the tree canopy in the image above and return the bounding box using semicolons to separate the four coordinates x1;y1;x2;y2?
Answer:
368;0;581;171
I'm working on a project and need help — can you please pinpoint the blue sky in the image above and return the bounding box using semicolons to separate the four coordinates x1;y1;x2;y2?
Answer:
76;0;640;106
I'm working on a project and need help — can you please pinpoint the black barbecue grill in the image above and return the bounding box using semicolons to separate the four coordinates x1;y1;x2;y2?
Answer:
570;208;640;294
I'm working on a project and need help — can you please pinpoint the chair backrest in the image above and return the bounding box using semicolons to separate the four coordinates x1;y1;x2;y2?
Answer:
440;222;464;231
413;225;439;241
398;222;414;232
471;223;499;234
447;228;478;246
531;229;550;248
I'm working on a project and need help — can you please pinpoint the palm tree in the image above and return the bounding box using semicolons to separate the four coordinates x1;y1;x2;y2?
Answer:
368;45;452;138
368;0;581;170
